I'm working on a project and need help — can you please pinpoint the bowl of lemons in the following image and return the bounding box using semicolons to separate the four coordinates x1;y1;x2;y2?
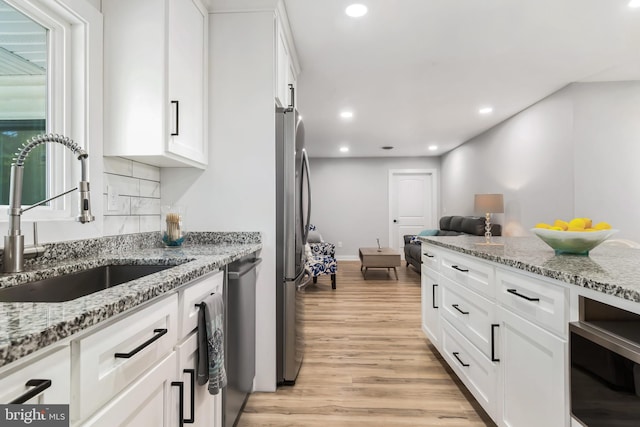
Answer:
531;218;618;256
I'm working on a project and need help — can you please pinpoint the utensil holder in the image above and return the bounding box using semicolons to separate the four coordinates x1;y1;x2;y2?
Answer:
161;205;186;247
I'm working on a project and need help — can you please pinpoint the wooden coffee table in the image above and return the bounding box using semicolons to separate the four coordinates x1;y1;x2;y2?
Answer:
358;247;401;280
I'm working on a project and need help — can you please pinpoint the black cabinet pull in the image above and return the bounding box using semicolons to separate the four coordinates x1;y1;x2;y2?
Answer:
491;324;500;362
452;352;470;367
171;381;185;427
507;288;540;302
114;328;167;358
184;369;195;424
451;265;469;272
288;83;295;109
171;100;179;136
424;253;435;258
432;284;438;309
9;379;52;404
452;304;469;315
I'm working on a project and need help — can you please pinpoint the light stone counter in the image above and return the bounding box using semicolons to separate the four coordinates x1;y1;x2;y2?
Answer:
419;235;640;303
0;232;261;368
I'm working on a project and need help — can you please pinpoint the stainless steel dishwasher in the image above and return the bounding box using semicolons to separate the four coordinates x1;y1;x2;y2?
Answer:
224;254;261;427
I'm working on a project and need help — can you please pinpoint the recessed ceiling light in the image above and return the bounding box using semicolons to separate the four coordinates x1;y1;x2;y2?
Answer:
339;146;349;153
479;106;494;114
629;0;640;8
428;145;438;151
381;146;394;150
340;111;353;119
345;4;368;17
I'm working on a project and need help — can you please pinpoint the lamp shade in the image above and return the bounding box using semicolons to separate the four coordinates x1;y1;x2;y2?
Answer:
474;194;504;214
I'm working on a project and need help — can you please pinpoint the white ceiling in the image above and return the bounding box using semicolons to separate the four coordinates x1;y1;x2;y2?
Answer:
284;0;640;158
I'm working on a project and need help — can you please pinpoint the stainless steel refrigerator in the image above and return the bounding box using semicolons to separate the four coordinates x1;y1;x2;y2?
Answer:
275;105;311;385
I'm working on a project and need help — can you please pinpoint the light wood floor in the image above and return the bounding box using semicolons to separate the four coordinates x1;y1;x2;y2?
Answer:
238;261;496;427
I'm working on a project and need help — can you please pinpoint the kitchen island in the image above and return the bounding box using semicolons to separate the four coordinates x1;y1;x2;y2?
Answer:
419;235;640;427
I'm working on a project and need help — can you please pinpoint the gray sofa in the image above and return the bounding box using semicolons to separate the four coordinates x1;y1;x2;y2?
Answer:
404;215;502;272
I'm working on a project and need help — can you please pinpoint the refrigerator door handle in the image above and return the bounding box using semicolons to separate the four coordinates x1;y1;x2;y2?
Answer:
301;148;312;244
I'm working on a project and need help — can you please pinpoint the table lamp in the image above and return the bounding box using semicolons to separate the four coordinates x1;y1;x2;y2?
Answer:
474;193;504;245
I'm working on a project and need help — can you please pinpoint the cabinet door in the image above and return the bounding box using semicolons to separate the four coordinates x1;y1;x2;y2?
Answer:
80;352;177;427
421;267;441;349
0;346;70;404
497;307;567;427
177;332;222;427
168;0;207;164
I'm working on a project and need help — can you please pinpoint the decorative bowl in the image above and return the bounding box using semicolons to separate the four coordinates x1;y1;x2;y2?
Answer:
531;228;619;255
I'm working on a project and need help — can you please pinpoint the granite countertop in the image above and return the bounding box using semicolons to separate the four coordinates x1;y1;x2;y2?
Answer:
419;235;640;303
0;232;262;368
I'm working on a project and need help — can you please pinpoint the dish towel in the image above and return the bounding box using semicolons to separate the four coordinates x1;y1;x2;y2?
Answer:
196;293;227;395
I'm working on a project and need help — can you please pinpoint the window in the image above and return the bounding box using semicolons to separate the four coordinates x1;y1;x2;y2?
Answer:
0;0;48;207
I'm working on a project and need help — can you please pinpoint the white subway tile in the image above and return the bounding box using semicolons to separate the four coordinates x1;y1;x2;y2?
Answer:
132;162;160;181
103;174;140;197
102;194;131;215
140;215;161;233
103;157;133;176
140;180;161;198
103;216;139;236
132;197;161;215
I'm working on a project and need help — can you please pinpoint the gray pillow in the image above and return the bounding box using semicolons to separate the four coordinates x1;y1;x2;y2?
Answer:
307;229;323;243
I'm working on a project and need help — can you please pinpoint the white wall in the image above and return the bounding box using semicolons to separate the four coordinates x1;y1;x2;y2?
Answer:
441;81;640;241
161;11;277;392
309;156;440;259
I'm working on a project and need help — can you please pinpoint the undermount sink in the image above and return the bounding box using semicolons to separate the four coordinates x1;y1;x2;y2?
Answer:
0;264;175;303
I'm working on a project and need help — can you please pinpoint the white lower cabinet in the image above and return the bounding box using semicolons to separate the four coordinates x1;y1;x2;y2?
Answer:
441;319;497;418
0;346;70;405
497;306;566;427
176;331;222;427
421;243;569;426
421;266;441;348
80;352;178;427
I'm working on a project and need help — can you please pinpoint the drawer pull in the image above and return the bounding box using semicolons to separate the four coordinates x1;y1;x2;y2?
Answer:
451;265;469;272
452;304;469;315
491;324;500;362
184;369;195;423
114;328;168;358
9;379;52;404
432;284;438;309
424;253;435;258
171;380;185;427
507;288;540;302
452;352;470;367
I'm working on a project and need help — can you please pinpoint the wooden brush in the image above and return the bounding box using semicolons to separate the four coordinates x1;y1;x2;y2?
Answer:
166;212;182;242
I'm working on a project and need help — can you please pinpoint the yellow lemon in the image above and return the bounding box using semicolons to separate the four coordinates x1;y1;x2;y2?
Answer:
594;222;612;230
554;220;569;231
549;226;564;231
581;218;593;228
568;218;586;230
568;227;586;232
585;228;596;232
535;223;551;229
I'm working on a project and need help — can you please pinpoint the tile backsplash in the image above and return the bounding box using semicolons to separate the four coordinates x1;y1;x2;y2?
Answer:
103;157;161;236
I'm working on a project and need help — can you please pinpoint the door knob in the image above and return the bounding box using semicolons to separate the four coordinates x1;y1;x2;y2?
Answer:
393;219;398;223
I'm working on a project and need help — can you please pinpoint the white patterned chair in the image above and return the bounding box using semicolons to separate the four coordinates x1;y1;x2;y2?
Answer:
305;225;337;289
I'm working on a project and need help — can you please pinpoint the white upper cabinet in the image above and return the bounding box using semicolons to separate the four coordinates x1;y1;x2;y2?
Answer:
104;0;208;168
275;8;299;109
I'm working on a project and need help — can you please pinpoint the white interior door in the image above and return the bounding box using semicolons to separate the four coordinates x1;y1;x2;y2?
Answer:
389;170;437;257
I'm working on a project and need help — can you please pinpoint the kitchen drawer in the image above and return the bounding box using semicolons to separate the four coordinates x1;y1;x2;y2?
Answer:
496;269;568;337
179;270;224;339
71;294;178;421
80;352;177;427
440;249;494;299
441;276;497;359
421;244;440;272
441;318;497;418
0;346;70;404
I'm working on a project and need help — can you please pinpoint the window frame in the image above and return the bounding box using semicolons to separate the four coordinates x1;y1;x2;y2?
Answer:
0;0;100;225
